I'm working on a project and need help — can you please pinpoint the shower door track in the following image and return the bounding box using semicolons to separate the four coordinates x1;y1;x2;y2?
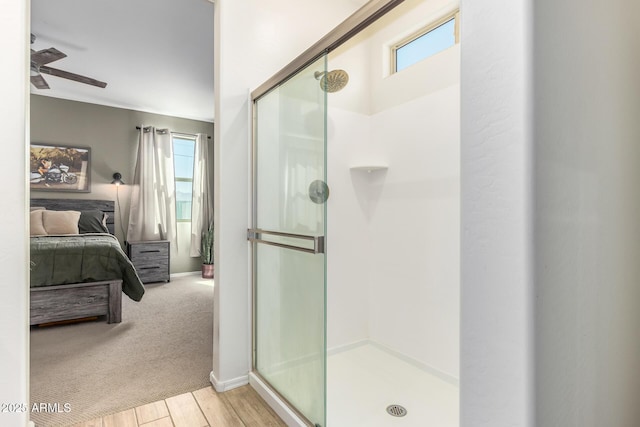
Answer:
251;0;405;102
250;370;315;427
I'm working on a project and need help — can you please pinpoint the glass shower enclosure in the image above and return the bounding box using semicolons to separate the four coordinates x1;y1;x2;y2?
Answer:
249;54;328;427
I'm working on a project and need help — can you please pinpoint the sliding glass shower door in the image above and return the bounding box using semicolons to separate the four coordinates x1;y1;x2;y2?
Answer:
250;55;328;426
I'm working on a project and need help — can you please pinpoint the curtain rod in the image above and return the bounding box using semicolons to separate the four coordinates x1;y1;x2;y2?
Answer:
136;126;211;139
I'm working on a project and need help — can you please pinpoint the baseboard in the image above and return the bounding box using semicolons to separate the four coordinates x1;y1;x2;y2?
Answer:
209;370;248;392
170;271;201;279
249;372;307;427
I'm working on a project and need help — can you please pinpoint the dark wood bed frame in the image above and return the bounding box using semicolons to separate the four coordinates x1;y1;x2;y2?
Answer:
30;198;123;325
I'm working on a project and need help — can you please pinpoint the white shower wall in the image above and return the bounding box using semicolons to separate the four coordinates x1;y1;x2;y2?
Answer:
326;0;460;380
367;84;460;379
326;108;372;348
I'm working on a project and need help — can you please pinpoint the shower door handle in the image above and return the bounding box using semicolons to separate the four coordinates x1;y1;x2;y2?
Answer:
247;228;325;254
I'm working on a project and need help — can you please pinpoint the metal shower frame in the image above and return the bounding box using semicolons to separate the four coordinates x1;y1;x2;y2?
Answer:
249;1;406;426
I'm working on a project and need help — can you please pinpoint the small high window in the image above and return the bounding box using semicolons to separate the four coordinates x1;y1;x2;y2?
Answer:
173;136;196;222
393;11;459;73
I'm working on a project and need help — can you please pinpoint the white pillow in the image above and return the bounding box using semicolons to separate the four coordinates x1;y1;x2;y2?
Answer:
30;210;47;236
42;210;81;235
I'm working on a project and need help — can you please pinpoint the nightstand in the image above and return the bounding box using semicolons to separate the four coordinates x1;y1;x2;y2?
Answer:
126;240;170;283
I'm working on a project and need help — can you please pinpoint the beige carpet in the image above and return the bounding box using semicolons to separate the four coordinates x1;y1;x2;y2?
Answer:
30;274;214;427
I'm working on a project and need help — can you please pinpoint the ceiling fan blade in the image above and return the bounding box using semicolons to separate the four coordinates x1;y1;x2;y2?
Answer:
39;66;107;88
31;48;67;65
30;74;50;89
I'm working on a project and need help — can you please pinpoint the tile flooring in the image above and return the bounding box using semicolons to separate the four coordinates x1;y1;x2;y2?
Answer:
69;385;285;427
75;344;460;427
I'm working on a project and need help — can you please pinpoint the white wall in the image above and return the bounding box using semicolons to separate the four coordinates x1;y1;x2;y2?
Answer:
534;0;640;425
326;0;460;379
325;29;376;351
0;0;30;426
368;85;460;378
461;0;640;425
326;108;372;349
460;0;535;425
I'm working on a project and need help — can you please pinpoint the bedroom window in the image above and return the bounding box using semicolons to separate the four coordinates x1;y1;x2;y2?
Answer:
173;135;196;222
392;11;459;73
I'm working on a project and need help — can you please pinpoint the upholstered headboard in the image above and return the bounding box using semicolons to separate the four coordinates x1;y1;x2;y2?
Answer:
30;199;116;234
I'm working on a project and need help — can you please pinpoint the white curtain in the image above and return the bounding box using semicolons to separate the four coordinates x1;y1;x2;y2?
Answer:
190;133;214;256
127;126;177;245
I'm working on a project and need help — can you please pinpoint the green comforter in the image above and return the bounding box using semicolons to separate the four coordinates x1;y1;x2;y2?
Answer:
30;234;145;301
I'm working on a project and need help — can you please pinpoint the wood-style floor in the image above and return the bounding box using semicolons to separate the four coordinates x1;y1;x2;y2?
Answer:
70;385;286;427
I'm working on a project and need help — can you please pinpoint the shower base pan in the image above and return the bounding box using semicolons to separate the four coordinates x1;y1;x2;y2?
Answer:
327;343;459;426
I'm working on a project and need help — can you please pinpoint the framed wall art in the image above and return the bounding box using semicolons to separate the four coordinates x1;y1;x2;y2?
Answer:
29;143;91;192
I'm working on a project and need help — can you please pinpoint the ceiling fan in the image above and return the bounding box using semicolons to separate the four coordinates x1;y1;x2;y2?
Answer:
30;34;107;89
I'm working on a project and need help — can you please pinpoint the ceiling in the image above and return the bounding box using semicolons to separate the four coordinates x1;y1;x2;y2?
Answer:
30;0;215;123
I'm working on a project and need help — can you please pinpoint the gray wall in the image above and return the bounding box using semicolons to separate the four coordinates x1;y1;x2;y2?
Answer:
30;94;214;274
534;0;640;425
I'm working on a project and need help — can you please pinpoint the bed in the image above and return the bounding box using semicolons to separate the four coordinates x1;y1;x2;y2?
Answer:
30;198;145;325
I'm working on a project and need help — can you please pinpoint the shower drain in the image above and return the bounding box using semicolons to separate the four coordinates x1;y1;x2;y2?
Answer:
386;404;408;417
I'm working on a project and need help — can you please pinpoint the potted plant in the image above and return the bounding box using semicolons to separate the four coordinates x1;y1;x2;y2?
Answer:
201;223;214;279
